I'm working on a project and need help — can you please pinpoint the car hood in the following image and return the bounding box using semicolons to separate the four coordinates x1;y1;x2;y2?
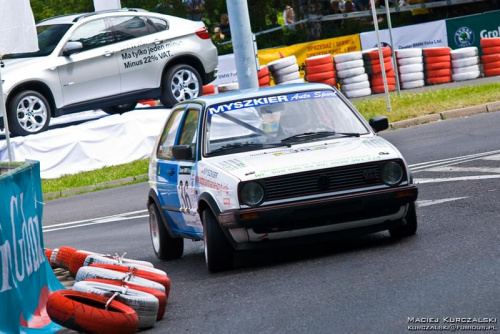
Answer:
1;57;44;74
207;136;402;181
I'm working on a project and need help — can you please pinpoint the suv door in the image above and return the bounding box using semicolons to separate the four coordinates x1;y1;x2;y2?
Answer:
57;18;121;106
109;15;169;93
156;104;202;239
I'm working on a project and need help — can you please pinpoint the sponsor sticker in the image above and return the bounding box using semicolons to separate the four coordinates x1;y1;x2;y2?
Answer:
454;26;475;47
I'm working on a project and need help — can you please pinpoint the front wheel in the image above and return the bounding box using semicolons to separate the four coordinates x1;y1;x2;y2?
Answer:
389;202;417;238
160;64;202;107
148;203;183;260
7;90;51;136
101;102;137;115
203;210;234;273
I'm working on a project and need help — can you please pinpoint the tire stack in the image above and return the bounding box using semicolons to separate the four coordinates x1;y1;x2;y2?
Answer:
258;65;271;87
363;47;396;94
304;54;336;86
395;48;425;90
334;51;371;99
45;247;171;333
423;47;452;85
267;55;304;85
450;47;481;82
480;38;500;77
202;84;216;96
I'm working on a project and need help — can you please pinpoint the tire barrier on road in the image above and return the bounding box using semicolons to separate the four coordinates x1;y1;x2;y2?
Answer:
268;55;302;85
258;65;271;87
450;47;481;82
334;51;371;98
480;38;500;77
304;54;336;87
53;246;77;270
363;47;396;94
202;84;216;96
396;48;425;90
423;47;452;85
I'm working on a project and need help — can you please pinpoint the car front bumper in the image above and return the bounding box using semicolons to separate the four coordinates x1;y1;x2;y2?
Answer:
217;185;418;250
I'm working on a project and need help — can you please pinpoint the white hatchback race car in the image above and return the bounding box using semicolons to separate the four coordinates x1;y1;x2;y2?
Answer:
147;82;418;272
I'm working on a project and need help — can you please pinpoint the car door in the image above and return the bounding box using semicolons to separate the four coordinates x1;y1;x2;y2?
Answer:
156;103;202;238
108;15;169;93
57;18;121;106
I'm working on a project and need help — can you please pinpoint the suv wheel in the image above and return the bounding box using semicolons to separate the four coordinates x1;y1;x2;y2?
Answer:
8;90;50;136
101;102;137;115
148;203;183;260
160;64;202;107
389;202;417;238
203;210;234;273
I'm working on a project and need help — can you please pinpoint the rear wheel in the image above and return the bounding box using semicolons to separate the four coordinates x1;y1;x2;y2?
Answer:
160;64;201;107
203;210;234;273
8;90;51;136
389;202;417;238
148;203;183;260
101;102;137;115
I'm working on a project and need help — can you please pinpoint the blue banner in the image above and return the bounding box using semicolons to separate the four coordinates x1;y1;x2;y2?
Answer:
0;161;64;334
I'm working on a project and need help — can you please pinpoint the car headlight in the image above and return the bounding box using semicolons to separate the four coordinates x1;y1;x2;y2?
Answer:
380;162;403;186
240;182;265;206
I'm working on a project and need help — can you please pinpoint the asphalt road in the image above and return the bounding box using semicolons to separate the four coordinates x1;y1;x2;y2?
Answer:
42;111;500;334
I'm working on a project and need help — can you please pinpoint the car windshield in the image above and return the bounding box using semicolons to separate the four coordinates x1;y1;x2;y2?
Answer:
205;89;370;156
2;24;72;59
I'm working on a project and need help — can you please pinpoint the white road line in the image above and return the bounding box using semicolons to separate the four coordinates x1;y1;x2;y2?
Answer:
417;197;468;207
415;174;500;184
409;150;500;172
43;214;149;232
422;166;500;173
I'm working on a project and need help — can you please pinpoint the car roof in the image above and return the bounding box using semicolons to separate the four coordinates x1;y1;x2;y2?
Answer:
192;82;338;106
37;8;152;26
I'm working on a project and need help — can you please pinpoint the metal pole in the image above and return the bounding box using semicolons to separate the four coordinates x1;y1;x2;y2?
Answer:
0;70;14;163
369;0;391;111
226;0;259;90
384;0;401;94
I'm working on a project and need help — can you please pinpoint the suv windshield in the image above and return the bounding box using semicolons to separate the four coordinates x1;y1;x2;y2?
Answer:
205;89;370;156
3;24;72;59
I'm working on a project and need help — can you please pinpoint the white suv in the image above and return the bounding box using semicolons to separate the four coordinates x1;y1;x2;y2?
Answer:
0;8;218;136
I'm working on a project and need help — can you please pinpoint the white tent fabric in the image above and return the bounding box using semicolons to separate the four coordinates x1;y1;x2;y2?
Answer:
0;109;171;179
0;0;38;53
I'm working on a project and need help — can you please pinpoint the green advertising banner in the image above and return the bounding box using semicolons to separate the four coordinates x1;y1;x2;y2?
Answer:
446;10;500;54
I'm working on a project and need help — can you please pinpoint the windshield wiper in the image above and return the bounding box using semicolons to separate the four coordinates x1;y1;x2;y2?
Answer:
280;131;360;143
209;142;291;155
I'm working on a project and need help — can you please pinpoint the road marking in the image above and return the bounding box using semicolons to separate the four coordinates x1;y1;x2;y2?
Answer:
422;166;500;173
415;174;500;184
409;150;500;172
417;197;467;207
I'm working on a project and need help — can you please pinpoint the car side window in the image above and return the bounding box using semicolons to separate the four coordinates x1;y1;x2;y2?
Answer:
157;107;185;160
178;107;200;160
68;19;114;51
109;16;165;43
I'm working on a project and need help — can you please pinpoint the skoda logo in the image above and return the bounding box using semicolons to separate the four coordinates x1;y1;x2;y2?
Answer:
454;26;475;47
317;175;330;190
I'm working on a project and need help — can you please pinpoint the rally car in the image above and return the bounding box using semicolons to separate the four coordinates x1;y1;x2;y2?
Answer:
147;82;418;272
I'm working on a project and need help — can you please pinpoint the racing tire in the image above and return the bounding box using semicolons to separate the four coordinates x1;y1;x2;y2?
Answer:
340;73;368;84
398;63;424;74
84;253;155;269
422;47;451;57
451;56;479;68
483;61;500;70
397;56;423;66
267;56;297;72
362;47;392;60
149;203;184;261
272;63;299;77
258;65;269;78
424;62;451;71
47;289;139;334
73;281;159;329
85;278;168;321
69;250;95;277
480;38;500;48
481;46;500;55
396;48;422;58
45;249;57;269
401;79;425;89
337;67;365;79
314;78;336;86
203;210;234;273
399;71;424;82
306;71;335;82
305;54;333;67
279;78;305;84
50;248;59;268
424;55;451;63
365;55;391;65
452;71;481;81
160;64;202;107
342;87;372;98
364;61;393;74
450;47;478;59
370;76;396;86
54;246;77;270
101;102;137;115
481;54;500;64
452;64;480;74
425;68;452;78
426;76;452;85
371;84;396;93
218;82;239;92
76;266;166;293
484;68;500;77
334;51;362;63
202;84;215;96
273;71;301;84
341;80;370;92
306;62;334;74
335;59;364;71
370;69;395;80
7;90;51;137
389;202;417;238
259;76;271;86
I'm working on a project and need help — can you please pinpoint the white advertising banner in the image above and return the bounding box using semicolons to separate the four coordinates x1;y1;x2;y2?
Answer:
0;0;38;54
211;53;238;85
93;0;121;11
360;20;448;50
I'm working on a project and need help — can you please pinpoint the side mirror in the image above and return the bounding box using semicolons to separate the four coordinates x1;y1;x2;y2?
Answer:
172;145;192;160
62;42;83;56
369;116;389;133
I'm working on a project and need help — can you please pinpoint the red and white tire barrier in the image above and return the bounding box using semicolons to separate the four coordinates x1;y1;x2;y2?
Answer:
450;47;481;81
258;65;271;87
423;47;452;85
268;55;303;85
396;48;425;90
363;47;396;94
480;38;500;77
335;51;371;98
304;54;336;86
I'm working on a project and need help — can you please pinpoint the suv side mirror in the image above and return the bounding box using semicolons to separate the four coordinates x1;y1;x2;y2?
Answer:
172;145;192;160
369;116;389;133
62;42;83;56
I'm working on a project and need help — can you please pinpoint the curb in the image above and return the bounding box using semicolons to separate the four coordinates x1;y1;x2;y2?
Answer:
390;101;500;129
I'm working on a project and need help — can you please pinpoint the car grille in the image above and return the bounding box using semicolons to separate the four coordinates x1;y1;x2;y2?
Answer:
261;160;403;202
